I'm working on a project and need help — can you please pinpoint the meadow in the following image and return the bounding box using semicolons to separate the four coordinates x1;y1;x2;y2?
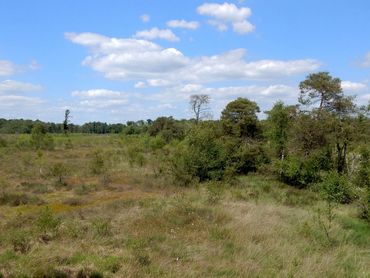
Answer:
0;133;369;278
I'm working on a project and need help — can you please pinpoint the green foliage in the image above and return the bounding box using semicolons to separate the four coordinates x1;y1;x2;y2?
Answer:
221;97;261;139
30;123;55;150
320;171;353;204
37;207;61;235
126;144;146;167
354;146;370;188
0;136;7;148
169;122;226;185
265;101;296;158
89;150;107;175
224;138;267;175
278;156;321;188
358;188;370;222
299;72;342;110
49;162;69;185
148;116;185;142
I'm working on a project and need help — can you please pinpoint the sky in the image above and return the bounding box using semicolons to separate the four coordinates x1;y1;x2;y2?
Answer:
0;0;369;124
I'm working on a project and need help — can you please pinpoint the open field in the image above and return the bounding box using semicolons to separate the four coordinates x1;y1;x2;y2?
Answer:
0;134;369;277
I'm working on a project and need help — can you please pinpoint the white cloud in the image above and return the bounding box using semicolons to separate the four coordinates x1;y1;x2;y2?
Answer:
65;32;188;81
197;2;255;34
71;89;129;109
134;81;146;88
0;60;39;76
166;20;199;30
341;81;367;92
140;14;150;23
79;99;128;109
72;89;121;98
134;28;180;42
232;20;255;34
156;84;297;102
66;32;321;86
0;80;43;94
361;52;370;67
0;95;44;107
0;60;20;76
208;20;228;31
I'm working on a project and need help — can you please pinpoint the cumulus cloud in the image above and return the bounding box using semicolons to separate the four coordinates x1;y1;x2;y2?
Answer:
341;81;368;92
0;80;43;94
197;2;255;34
0;60;39;76
71;89;130;109
134;28;180;42
166;20;199;30
66;32;321;86
140;14;150;23
0;60;20;76
65;32;188;81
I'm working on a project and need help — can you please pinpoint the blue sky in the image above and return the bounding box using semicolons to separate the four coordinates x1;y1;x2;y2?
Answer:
0;0;369;124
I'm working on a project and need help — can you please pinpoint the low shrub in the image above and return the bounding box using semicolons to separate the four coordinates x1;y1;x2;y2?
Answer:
11;231;31;254
37;207;61;236
0;191;44;206
320;171;354;204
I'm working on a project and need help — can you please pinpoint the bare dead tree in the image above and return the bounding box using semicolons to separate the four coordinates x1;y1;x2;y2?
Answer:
189;94;211;124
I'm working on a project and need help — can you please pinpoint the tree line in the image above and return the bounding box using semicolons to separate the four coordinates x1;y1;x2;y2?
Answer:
1;71;369;221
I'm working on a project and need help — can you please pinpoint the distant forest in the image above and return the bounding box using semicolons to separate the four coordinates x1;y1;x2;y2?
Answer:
0;118;160;134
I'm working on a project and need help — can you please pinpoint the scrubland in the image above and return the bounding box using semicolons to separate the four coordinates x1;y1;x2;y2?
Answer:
0;134;368;278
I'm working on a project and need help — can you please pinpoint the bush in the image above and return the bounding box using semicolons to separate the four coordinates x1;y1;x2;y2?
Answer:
126;145;146;167
320;171;354;204
354;146;370;188
278;155;321;188
0;137;7;148
358;188;370;222
223;137;267;175
148;116;185;142
30;123;55;150
169;123;227;185
37;207;61;236
49;162;69;185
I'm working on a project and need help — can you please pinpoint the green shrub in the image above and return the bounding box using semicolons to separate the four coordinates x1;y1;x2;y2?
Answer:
320;171;354;204
49;162;69;185
278;155;321;188
0;137;7;147
354;146;370;188
358;188;370;222
89;150;106;175
37;207;61;236
148;116;185;142
171;123;227;185
30;123;55;150
126;145;145;167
